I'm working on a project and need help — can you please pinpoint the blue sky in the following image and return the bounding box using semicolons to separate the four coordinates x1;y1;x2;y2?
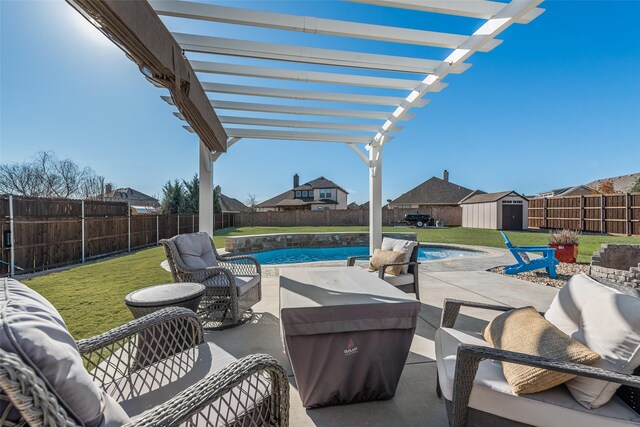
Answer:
1;0;639;204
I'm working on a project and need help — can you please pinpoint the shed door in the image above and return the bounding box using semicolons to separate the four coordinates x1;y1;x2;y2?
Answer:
502;204;523;230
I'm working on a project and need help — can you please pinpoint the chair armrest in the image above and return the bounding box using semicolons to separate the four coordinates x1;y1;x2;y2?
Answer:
440;299;515;328
347;255;371;266
217;255;261;276
379;261;421;279
77;307;203;388
125;354;289;427
448;343;640;427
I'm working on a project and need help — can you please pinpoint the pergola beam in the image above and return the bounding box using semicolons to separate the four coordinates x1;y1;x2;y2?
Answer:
172;33;469;75
221;128;391;144
190;62;448;92
152;0;501;51
207;99;415;120
201;82;428;107
217;115;403;133
348;0;544;23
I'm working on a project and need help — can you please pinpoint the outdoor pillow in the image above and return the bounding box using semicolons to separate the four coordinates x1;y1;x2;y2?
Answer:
369;249;406;275
484;306;601;395
544;273;618;336
0;278;124;427
381;237;417;274
565;292;640;409
173;232;218;269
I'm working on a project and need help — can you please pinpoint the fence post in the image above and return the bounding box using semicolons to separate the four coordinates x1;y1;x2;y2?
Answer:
626;193;630;236
192;214;195;232
600;194;606;233
8;195;15;277
81;200;85;263
156;215;160;244
127;203;131;252
542;197;548;229
580;194;585;231
177;214;180;235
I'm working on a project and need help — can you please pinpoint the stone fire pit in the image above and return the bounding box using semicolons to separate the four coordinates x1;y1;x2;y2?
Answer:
590;244;640;297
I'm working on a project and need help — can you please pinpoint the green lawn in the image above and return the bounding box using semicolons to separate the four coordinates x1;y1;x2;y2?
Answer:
24;226;638;340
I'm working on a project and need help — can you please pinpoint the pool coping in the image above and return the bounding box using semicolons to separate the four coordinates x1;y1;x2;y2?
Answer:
220;242;496;270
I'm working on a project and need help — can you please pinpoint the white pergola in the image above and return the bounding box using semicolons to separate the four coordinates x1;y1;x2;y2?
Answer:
148;0;544;251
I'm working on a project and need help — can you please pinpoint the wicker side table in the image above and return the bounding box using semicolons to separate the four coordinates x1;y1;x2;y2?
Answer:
125;283;205;367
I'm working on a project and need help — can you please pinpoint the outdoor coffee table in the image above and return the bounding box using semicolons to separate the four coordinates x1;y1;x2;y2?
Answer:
125;282;205;366
279;266;420;408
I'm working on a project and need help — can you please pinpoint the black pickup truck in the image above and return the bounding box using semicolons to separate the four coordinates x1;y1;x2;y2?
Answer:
403;214;434;228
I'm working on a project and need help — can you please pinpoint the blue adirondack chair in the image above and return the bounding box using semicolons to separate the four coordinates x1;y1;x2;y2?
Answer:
500;231;558;279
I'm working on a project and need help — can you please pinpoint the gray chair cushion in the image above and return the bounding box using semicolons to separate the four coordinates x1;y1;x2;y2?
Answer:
381;238;417;274
173;232;218;270
0;278;129;427
435;327;640;427
235;275;260;296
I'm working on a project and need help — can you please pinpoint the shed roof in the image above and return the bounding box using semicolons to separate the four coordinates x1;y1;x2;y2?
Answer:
391;177;475;205
460;191;527;204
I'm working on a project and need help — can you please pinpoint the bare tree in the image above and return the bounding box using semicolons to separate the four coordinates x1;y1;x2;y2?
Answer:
246;193;258;211
0;151;110;199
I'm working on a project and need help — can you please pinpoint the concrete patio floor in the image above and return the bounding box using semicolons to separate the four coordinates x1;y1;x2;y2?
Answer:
205;245;559;426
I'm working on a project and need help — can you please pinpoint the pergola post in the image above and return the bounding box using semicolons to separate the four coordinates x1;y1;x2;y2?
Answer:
199;140;214;236
368;138;383;253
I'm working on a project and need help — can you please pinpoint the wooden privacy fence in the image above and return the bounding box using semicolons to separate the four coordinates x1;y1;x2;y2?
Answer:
0;196;236;276
528;193;640;235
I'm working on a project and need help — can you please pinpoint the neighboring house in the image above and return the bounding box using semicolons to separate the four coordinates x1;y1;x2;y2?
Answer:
461;191;528;230
219;193;250;213
256;174;348;212
536;185;599;198
347;202;362;210
388;170;477;209
99;185;160;212
587;172;640;193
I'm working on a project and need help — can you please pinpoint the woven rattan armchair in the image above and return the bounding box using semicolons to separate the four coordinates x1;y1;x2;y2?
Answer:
0;306;289;427
347;243;421;299
437;298;640;427
161;232;262;328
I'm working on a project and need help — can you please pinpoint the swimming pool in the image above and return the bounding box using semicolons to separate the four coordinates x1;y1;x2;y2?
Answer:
249;245;481;265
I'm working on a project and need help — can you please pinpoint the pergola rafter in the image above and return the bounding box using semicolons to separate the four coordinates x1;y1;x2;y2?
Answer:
78;0;543;249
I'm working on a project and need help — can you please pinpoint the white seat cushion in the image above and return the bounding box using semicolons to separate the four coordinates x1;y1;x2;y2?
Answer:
381;238;417;274
544;273;618;335
435;327;640;426
366;270;414;287
567;292;640;408
235;275;260;296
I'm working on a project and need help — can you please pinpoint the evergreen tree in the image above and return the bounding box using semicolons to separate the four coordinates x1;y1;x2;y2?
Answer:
182;174;199;213
214;185;222;214
160;180;185;214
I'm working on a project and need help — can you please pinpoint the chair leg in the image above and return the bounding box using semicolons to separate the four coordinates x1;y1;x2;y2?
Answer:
436;371;442;398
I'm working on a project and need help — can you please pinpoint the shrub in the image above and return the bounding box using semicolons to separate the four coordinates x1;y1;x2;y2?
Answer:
549;229;581;245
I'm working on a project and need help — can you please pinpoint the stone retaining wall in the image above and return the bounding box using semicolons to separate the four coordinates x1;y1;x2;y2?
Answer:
225;232;418;254
590;244;640;295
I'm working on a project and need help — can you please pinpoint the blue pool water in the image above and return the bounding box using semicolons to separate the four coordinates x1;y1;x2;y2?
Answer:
250;245;481;265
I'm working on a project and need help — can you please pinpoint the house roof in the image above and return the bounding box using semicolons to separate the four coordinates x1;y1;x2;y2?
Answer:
258;176;347;207
460;191;527;204
219;194;250;213
100;187;159;206
390;177;475;205
536;185;597;197
293;176;348;193
587;172;640;193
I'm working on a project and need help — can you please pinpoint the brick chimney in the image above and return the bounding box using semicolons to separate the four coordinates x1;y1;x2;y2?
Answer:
293;173;300;188
443;170;449;182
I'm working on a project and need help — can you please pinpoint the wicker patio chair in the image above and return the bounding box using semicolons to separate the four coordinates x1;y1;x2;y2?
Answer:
347;238;421;299
436;295;640;427
161;232;262;328
0;306;289;427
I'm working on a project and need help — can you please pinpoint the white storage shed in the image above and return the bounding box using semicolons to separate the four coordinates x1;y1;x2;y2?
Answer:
460;191;528;230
